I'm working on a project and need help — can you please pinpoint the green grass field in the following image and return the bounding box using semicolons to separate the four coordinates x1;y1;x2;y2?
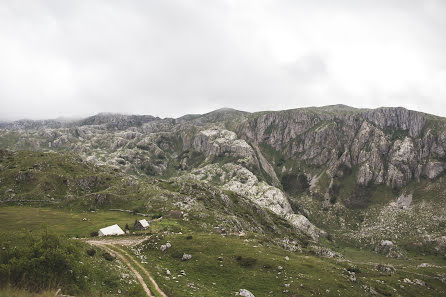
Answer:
0;287;59;297
135;233;446;297
0;206;146;237
2;205;446;297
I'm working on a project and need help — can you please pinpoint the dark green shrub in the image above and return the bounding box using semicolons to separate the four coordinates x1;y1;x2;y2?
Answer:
86;248;96;256
329;183;340;204
151;213;162;219
186;235;193;240
281;173;309;196
170;251;184;260
236;256;257;267
102;252;115;261
140;162;156;176
276;157;285;167
347;265;361;273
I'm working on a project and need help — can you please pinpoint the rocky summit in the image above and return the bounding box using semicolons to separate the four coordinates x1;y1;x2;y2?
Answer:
2;105;446;296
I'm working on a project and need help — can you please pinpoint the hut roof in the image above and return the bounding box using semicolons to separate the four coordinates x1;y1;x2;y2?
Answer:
98;224;125;236
139;219;149;228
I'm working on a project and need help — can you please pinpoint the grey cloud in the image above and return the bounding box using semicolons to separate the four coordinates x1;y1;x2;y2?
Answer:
283;55;328;83
0;0;445;120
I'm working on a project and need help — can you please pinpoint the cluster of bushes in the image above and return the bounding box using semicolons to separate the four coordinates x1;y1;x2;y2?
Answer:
0;231;91;294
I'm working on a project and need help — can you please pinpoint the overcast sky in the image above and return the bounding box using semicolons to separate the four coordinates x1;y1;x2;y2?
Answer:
1;0;446;120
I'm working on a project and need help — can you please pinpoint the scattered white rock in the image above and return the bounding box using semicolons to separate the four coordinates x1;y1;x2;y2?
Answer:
417;263;432;268
239;289;255;297
380;240;394;246
182;253;192;261
414;279;426;286
376;264;395;274
347;271;356;282
403;278;414;285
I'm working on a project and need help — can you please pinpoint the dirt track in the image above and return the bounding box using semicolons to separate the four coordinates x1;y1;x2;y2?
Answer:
87;238;168;297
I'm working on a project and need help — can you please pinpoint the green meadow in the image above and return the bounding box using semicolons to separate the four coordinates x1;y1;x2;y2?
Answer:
0;206;144;237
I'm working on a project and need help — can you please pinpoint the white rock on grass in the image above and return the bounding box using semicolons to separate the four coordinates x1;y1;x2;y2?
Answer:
380;240;394;246
182;254;192;261
239;289;255;297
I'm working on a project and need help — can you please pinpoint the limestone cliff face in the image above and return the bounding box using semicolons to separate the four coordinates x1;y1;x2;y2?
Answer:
363;107;425;137
192;129;254;158
184;163;324;240
238;106;446;188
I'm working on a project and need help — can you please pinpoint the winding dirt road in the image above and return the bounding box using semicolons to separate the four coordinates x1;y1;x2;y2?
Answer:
87;238;168;297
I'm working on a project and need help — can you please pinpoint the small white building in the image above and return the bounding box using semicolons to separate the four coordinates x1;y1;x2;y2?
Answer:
134;219;149;230
98;224;125;236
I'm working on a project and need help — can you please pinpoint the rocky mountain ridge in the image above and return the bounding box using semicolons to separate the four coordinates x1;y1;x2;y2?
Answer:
2;105;446;254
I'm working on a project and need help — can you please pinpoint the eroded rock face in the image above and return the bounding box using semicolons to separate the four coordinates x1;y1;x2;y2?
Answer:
238;106;446;189
186;163;324;240
286;214;325;240
375;240;404;258
192;129;254;158
423;161;446;179
362;107;425;138
187;163;292;215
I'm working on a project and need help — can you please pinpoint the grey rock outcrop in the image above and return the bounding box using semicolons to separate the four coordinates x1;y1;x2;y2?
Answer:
237;106;446;189
185;163;324;240
192;128;254;158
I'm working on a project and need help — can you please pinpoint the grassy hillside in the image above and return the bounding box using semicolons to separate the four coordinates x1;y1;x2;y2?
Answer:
0;229;145;296
130;232;446;297
0;206;144;237
1;204;446;297
0;150;304;238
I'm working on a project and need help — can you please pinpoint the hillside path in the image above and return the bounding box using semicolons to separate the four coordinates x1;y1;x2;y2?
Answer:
87;238;168;297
